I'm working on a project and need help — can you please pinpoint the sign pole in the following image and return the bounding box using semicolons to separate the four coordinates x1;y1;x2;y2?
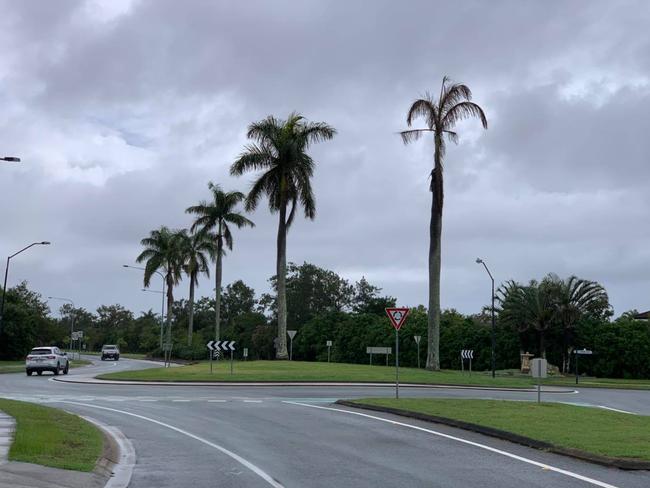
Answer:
328;345;331;363
417;341;420;369
575;351;579;385
395;328;399;400
230;349;233;375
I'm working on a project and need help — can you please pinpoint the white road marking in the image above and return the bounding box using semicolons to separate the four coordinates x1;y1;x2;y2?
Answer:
597;405;638;415
58;401;284;488
138;399;158;402
243;400;262;403
285;402;621;488
208;400;227;403
172;400;191;402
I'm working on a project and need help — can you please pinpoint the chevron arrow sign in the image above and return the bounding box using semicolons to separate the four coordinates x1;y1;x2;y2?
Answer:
461;349;474;359
207;340;236;352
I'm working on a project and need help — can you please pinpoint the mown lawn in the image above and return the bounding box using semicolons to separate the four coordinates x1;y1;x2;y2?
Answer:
350;398;650;461
99;360;536;387
0;398;103;471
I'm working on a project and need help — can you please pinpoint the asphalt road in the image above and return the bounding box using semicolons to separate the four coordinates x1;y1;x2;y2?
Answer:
1;357;649;488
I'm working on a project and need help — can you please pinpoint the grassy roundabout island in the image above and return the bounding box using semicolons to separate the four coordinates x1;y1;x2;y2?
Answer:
99;360;541;387
345;399;650;465
97;359;650;390
0;398;103;471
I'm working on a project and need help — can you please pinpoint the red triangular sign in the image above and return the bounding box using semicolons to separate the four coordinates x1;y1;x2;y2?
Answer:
385;307;410;330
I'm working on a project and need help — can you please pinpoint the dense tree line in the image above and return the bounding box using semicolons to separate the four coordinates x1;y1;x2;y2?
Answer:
1;265;649;379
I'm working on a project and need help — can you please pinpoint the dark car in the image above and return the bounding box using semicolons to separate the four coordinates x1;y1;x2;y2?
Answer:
101;345;120;361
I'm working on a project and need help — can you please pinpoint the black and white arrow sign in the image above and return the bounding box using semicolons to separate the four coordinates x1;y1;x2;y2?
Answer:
461;349;474;359
206;340;236;352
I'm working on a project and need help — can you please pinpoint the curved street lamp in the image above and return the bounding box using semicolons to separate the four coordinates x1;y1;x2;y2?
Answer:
476;257;496;378
123;265;165;348
0;241;51;334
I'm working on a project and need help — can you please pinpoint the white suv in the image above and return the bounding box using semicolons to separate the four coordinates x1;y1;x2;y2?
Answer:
25;346;69;376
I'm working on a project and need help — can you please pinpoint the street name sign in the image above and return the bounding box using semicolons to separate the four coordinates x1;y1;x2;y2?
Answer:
575;349;593;355
366;347;391;354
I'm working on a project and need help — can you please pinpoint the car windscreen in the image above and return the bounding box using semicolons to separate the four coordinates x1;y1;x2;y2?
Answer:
30;349;53;355
103;346;117;350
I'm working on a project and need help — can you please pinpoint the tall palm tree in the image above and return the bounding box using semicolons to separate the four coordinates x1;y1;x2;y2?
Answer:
552;274;608;372
178;229;212;345
401;77;487;370
186;183;254;342
230;113;336;359
136;227;185;347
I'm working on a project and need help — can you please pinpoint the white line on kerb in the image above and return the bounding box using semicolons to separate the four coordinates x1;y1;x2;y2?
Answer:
285;401;620;488
59;401;283;488
597;405;638;415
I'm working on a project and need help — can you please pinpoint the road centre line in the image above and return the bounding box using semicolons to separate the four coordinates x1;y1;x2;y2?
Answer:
58;401;284;488
284;401;620;488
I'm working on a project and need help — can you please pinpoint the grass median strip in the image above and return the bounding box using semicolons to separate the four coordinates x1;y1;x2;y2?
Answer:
0;398;103;471
98;360;537;387
347;398;650;463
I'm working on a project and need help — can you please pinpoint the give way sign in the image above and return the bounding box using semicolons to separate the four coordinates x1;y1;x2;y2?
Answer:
385;307;410;330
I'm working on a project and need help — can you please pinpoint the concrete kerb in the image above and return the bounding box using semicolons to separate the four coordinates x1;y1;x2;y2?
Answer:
79;415;136;488
336;400;650;471
0;411;15;465
52;376;578;393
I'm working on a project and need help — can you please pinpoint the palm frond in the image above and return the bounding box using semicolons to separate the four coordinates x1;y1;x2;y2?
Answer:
442;101;488;130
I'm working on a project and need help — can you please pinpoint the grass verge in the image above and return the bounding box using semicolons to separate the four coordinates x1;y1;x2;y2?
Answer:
348;398;650;462
98;360;537;387
0;398;103;471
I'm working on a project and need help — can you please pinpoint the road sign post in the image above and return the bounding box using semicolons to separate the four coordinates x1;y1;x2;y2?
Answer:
243;347;248;361
574;348;593;384
531;357;548;403
386;307;410;400
414;335;421;369
326;340;332;363
207;340;236;373
287;330;297;361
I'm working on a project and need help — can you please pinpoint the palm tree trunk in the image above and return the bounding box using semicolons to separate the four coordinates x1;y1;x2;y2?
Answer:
165;274;174;347
426;143;443;371
539;329;546;359
214;238;223;341
276;203;289;359
188;276;195;346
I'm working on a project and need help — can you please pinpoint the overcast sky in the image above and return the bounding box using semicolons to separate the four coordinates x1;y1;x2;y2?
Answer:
1;0;649;318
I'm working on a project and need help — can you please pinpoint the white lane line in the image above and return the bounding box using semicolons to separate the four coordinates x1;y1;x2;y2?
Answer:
58;401;283;488
285;402;620;488
243;400;263;403
208;400;227;403
172;400;191;403
138;399;158;402
597;405;638;415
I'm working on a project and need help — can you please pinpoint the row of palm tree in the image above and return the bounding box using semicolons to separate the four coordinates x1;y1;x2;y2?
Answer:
135;77;486;364
136;113;336;354
136;185;254;346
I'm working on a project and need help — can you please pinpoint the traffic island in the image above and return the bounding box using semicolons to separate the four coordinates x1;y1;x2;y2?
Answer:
0;398;132;488
338;398;650;470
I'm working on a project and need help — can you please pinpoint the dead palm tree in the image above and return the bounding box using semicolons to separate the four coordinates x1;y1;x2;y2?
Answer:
186;183;254;342
401;77;487;370
230;113;336;358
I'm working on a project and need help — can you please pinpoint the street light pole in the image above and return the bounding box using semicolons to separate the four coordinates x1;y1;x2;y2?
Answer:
48;296;76;358
476;258;496;378
0;241;51;335
123;265;165;348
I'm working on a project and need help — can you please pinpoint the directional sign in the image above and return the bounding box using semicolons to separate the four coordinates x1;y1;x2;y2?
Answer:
207;340;236;351
212;350;221;359
461;349;474;359
287;330;297;340
575;349;593;355
385;307;410;330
